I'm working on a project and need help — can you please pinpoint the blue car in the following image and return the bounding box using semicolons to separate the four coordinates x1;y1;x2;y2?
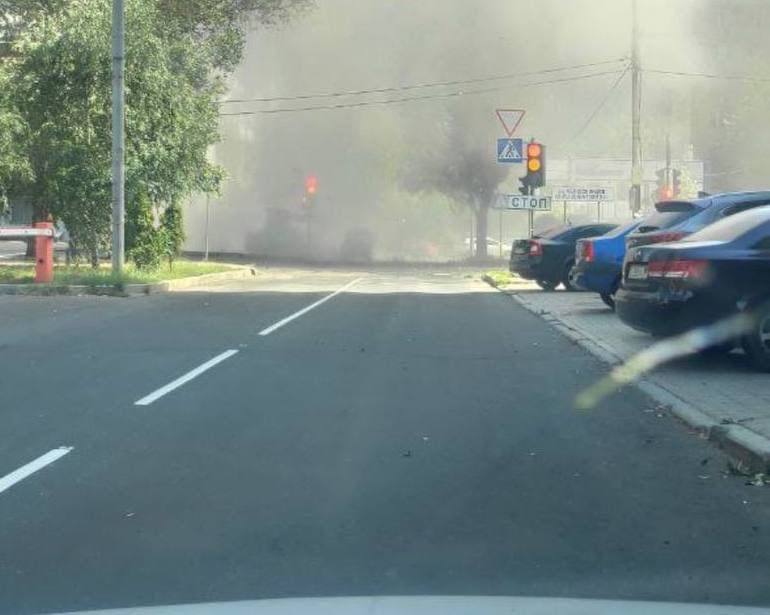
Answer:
570;220;642;309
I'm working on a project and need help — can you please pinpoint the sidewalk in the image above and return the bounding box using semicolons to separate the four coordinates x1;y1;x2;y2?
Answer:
496;281;770;472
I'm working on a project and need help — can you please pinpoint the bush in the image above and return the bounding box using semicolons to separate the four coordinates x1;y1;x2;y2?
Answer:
127;193;166;271
161;201;185;268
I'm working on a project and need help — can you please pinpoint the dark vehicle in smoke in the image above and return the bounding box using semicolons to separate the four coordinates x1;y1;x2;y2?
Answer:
626;191;770;249
509;223;616;290
616;206;770;369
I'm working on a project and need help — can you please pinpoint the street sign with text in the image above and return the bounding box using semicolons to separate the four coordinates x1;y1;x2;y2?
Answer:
552;186;615;202
496;194;552;211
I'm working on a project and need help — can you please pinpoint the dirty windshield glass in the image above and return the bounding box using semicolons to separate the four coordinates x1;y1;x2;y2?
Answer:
2;1;770;615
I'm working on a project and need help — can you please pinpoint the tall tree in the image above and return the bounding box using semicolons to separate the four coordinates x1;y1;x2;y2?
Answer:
402;110;508;258
5;0;307;265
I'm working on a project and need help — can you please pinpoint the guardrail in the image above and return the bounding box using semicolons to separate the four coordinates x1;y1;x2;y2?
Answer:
0;222;54;283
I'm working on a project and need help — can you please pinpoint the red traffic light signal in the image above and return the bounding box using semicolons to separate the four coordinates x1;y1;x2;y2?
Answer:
305;175;318;196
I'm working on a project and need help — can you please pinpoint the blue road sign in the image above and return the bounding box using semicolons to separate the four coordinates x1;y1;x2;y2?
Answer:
497;138;523;164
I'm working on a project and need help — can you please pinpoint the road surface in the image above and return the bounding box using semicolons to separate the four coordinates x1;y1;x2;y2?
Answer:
1;267;769;614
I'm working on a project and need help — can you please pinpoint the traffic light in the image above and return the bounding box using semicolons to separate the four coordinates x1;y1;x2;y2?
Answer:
672;169;682;197
656;168;673;200
526;142;546;189
305;174;318;196
519;141;546;195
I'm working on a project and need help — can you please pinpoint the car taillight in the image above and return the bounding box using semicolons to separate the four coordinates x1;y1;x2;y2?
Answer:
581;241;595;262
529;241;542;256
647;259;708;280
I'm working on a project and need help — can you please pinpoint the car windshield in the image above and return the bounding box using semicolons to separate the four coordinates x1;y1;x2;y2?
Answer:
4;2;770;615
684;206;770;242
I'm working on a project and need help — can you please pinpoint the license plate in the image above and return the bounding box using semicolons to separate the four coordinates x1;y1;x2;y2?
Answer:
627;264;647;280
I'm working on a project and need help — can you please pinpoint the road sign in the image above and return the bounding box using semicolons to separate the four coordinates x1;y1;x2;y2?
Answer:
495;109;525;137
496;194;552;211
552;186;615;202
497;138;523;164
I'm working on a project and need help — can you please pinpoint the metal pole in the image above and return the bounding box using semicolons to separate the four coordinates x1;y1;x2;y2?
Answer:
204;196;210;261
597;201;601;223
630;0;642;216
111;0;125;273
665;132;672;193
563;200;568;224
498;208;502;259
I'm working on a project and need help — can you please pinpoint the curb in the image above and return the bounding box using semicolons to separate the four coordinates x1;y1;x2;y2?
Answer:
486;278;770;474
0;267;257;297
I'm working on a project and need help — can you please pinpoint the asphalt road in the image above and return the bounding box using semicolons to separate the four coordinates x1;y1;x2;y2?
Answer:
1;267;770;614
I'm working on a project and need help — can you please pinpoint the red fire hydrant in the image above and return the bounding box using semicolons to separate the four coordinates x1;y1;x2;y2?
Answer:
33;221;54;283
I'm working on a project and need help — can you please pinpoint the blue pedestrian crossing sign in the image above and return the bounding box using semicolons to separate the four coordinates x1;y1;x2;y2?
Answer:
497;138;523;164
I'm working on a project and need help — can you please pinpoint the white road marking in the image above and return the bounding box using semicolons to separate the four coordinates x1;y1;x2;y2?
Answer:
0;447;73;495
134;349;239;406
259;277;364;336
0;252;25;260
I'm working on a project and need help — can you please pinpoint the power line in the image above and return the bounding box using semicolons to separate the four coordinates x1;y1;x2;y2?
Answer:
569;64;630;144
219;69;626;117
219;58;628;104
644;68;770;83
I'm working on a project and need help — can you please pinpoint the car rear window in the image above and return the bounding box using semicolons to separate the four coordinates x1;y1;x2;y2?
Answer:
533;225;571;239
635;209;696;233
601;220;640;238
684;206;770;242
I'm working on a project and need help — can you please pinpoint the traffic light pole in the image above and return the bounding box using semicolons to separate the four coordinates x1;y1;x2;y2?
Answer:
630;0;642;215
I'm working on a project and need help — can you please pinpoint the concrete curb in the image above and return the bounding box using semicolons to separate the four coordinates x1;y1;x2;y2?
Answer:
0;266;257;297
486;278;770;474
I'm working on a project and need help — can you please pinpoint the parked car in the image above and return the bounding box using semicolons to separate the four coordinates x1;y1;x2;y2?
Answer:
509;223;617;290
626;190;770;250
570;220;642;309
615;205;770;369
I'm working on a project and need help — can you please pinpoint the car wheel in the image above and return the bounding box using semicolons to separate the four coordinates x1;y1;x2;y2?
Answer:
600;277;621;311
562;261;576;291
536;279;558;291
742;304;770;371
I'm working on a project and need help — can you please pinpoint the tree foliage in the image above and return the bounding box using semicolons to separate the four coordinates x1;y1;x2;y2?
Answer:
0;0;307;267
402;111;508;257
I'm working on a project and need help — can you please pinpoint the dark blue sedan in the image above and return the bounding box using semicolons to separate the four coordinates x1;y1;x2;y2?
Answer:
616;206;770;369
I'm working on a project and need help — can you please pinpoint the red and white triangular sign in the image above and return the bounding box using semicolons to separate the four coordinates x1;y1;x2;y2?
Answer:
496;109;525;137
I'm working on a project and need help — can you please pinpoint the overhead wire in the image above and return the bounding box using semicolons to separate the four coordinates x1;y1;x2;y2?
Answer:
644;68;770;83
568;63;630;144
218;58;628;104
219;68;627;117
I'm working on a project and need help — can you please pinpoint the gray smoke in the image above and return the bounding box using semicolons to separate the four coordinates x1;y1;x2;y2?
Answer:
185;0;709;260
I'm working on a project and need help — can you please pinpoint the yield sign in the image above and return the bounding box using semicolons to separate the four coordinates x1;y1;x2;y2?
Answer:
495;109;525;137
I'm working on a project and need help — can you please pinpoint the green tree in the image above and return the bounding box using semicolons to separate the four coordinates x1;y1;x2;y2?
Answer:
5;0;307;266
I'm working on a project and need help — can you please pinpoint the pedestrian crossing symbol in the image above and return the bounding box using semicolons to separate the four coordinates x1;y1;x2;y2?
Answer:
497;138;523;164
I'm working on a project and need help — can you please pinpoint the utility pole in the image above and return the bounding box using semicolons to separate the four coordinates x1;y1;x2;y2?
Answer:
111;0;126;273
204;196;210;261
630;0;642;216
665;133;672;193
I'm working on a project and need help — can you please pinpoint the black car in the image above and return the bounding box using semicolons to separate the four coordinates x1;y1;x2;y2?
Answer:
509;223;617;290
616;206;770;369
626;190;770;249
